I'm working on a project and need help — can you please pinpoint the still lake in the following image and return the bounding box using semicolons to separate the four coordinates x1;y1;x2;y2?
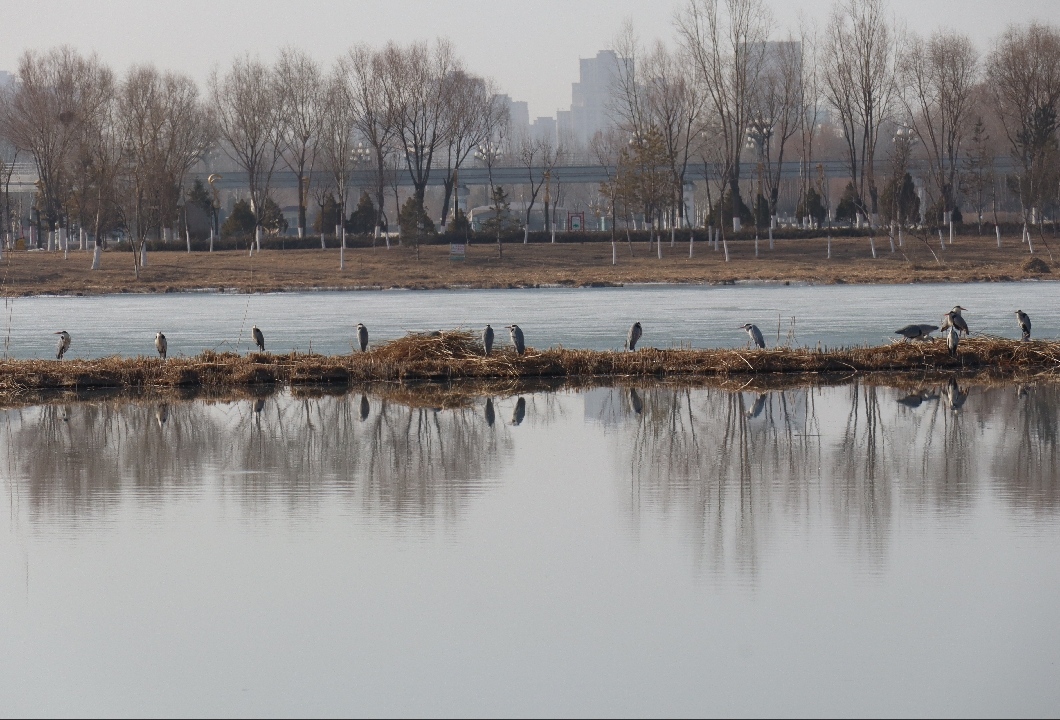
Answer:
0;379;1058;716
4;280;1060;359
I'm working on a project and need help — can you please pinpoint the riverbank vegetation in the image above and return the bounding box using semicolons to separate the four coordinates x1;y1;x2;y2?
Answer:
1;330;1058;400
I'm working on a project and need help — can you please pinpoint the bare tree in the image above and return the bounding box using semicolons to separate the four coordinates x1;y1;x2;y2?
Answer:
751;36;803;235
275;48;323;239
677;0;771;232
986;22;1060;244
901;30;979;241
821;0;900;224
209;54;281;244
516;134;561;244
345;44;399;246
385;40;459;222
438;72;508;228
319;65;358;267
6;47;112;244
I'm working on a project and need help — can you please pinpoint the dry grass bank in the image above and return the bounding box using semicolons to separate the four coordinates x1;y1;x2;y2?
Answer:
0;231;1055;296
0;331;1058;404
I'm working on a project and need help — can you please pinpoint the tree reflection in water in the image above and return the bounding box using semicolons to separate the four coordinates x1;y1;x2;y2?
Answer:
0;390;516;525
599;379;1060;578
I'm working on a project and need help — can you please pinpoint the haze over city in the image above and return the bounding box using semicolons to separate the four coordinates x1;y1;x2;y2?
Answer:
9;0;1058;119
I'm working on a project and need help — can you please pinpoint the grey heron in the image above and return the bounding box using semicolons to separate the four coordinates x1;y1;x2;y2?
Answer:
947;324;959;357
155;332;168;360
506;324;525;355
483;324;494;356
740;323;766;349
1015;310;1031;341
895;324;939;341
252;325;265;352
54;330;71;360
940;306;969;336
626;322;643;351
356;323;369;352
512;396;526;425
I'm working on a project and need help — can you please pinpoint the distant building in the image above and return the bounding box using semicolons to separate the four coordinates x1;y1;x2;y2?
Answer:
567;50;631;147
496;94;530;138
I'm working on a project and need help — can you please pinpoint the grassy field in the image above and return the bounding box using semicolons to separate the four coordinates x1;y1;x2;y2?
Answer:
0;231;1055;295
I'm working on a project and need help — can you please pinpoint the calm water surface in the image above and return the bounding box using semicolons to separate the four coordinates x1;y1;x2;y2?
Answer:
5;281;1060;359
0;380;1058;716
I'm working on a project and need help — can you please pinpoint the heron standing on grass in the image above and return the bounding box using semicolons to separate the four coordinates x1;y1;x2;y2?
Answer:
356;323;369;352
252;325;265;352
1015;310;1032;341
895;324;939;341
947;324;960;357
506;324;525;355
54;331;71;360
941;306;969;336
740;323;766;349
155;332;167;360
626;322;642;351
483;324;494;356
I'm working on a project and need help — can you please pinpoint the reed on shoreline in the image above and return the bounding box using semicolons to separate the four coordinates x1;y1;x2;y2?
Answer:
1;330;1058;398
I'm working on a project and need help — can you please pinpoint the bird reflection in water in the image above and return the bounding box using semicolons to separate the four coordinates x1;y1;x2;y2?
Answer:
746;393;768;418
897;391;939;409
253;397;266;414
359;394;370;421
512;397;526;426
628;388;643;415
484;398;495;427
944;378;968;412
156;403;169;428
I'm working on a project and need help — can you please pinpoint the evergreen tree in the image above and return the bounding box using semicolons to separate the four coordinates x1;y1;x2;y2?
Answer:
221;199;256;238
347;192;377;235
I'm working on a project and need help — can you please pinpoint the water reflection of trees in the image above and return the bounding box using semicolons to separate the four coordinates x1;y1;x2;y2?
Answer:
0;391;515;524
610;380;1060;577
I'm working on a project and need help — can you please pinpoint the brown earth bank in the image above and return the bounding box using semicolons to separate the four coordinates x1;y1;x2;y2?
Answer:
0;331;1056;403
0;231;1056;296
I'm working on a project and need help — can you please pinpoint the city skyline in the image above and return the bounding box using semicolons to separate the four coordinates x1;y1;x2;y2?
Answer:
6;0;1058;122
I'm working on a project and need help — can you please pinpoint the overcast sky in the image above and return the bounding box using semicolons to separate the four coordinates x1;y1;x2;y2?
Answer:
6;0;1059;118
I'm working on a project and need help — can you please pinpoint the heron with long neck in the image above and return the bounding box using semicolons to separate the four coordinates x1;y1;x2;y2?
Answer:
155;332;168;360
1015;310;1031;341
54;331;71;360
626;322;642;351
740;323;765;349
506;324;525;355
356;323;369;352
252;325;265;352
482;324;494;356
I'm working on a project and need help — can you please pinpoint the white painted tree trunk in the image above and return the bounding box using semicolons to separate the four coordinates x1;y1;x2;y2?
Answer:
91;244;102;270
888;228;895;253
754;237;759;258
869;236;877;259
657;238;662;259
996;226;1001;247
1028;230;1035;254
298;226;304;239
898;226;903;247
209;228;214;252
140;243;148;268
948;219;954;244
670;226;675;247
732;217;741;233
255;226;262;252
340;227;346;269
723;237;730;262
689;230;694;258
47;229;53;252
186;228;191;253
827;236;831;259
612;241;616;265
939;228;945;250
768;224;773;250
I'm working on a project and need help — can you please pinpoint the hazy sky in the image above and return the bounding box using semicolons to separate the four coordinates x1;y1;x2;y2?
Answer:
7;0;1059;118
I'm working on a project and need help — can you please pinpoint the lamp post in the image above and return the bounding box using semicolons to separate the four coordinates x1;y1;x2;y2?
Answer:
745;115;773;252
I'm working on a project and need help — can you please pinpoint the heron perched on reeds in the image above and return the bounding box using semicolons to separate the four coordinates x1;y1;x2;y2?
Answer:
252;325;265;352
356;323;369;352
54;330;71;360
740;323;765;349
941;306;969;336
895;324;939;341
1015;310;1032;341
506;324;525;355
155;331;168;360
482;324;494;356
626;322;643;351
947;324;960;357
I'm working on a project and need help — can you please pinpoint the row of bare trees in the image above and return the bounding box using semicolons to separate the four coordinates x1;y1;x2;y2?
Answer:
603;0;1060;243
0;39;508;274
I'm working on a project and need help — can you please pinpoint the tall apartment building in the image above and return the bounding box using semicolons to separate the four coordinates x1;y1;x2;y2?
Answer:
568;50;631;147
